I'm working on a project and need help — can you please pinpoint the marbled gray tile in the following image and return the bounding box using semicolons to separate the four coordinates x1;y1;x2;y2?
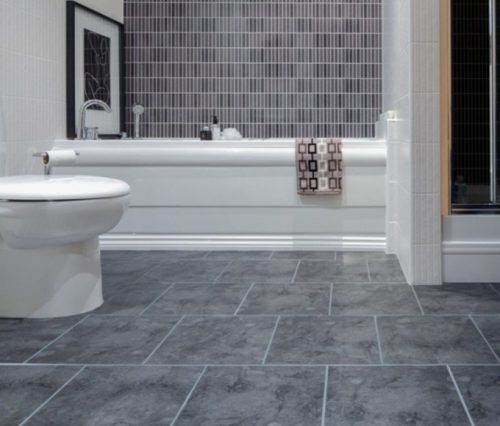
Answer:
102;254;162;283
175;367;324;426
101;250;147;264
271;250;337;260
266;316;379;365
414;284;500;314
216;260;299;284
331;284;421;316
29;316;180;364
142;283;250;316
147;316;276;365
336;252;396;264
294;260;369;284
146;260;229;283
0;316;83;363
97;277;171;316
141;250;210;262
205;251;272;260
25;366;203;426
471;315;500;358
0;365;80;426
378;316;498;364
238;283;330;315
326;366;470;426
368;258;407;283
451;366;500;426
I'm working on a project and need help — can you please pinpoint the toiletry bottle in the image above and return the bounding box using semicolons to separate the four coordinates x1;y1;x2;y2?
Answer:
200;126;212;140
211;116;222;140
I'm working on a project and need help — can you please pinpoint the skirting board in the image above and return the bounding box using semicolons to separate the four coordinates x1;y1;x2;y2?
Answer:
100;234;386;252
443;240;500;283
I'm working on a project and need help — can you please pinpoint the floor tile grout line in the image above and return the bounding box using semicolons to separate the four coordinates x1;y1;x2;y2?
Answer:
212;260;234;284
267;251;274;260
328;283;333;316
142;315;186;365
488;283;500;297
170;366;207;426
374;316;384;365
233;282;255;315
468;315;500;363
320;365;329;426
23;315;91;364
290;260;301;283
262;316;281;365
409;285;425;315
18;366;86;426
139;283;176;316
446;365;476;426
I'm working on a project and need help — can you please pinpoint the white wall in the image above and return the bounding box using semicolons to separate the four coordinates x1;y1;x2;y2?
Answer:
73;0;124;23
381;0;442;284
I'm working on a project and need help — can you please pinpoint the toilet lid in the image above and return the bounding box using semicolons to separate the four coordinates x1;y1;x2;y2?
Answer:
0;175;130;201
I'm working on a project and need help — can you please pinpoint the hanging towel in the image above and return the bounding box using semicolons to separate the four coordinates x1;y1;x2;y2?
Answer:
296;138;343;195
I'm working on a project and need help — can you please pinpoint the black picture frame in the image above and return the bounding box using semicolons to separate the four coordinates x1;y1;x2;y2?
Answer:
66;1;125;139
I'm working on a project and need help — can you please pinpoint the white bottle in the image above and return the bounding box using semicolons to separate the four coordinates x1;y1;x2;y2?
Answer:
211;116;222;140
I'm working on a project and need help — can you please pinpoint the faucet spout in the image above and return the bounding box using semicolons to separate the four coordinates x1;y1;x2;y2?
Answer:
77;99;112;140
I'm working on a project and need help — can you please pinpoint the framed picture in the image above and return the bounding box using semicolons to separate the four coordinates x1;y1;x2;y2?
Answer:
66;1;124;139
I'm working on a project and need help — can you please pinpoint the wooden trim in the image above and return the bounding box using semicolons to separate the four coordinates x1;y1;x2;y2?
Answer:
440;0;451;216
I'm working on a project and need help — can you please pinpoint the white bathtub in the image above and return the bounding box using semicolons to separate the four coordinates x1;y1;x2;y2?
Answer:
54;138;387;251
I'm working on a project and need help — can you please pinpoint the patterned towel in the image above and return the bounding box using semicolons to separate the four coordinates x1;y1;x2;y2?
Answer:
296;138;343;195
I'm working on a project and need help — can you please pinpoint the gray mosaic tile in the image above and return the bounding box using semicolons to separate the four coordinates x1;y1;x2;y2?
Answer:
378;316;498;364
414;284;500;314
331;284;421;316
238;283;330;315
147;316;277;365
175;367;324;426
294;260;370;284
0;365;80;426
266;316;379;365
142;283;250;316
451;365;500;426
326;366;470;426
216;260;299;284
29;316;180;365
0;316;83;363
25;366;203;426
471;315;500;359
145;260;230;283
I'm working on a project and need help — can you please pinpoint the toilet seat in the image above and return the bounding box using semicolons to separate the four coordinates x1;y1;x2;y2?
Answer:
0;175;130;201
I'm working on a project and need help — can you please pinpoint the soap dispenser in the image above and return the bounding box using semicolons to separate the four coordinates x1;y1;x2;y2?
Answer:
211;116;222;140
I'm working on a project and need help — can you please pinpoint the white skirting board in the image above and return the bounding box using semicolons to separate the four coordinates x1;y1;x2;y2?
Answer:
99;234;387;252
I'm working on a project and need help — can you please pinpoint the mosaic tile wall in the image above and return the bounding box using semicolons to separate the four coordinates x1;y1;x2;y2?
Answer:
124;0;382;139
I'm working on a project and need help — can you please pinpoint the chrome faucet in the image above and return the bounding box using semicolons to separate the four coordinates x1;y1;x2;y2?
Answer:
132;104;145;139
77;99;112;140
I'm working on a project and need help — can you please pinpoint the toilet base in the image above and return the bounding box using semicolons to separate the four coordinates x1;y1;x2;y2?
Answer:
0;237;103;318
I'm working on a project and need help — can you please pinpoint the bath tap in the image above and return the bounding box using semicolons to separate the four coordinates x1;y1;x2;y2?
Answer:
77;99;112;140
133;104;145;139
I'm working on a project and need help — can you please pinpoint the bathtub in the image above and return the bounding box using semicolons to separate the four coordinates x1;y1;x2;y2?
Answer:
53;138;387;251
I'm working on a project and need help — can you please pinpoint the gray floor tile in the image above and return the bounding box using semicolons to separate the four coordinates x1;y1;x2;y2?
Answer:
100;250;147;264
266;316;379;364
216;260;299;284
139;250;210;262
294;260;370;284
142;283;250;315
336;251;396;263
102;255;162;283
146;260;229;283
25;366;203;426
175;366;324;426
147;316;276;365
205;250;272;260
471;315;500;358
97;277;171;316
272;250;337;260
325;366;470;426
451;365;500;426
0;365;80;426
29;316;180;364
331;284;421;315
238;283;330;315
414;284;500;314
0;316;83;363
378;316;498;364
368;258;407;283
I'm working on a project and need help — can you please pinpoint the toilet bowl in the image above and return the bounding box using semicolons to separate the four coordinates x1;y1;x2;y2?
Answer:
0;175;130;318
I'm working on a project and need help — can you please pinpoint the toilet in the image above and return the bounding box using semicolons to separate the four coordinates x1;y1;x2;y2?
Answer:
0;175;130;318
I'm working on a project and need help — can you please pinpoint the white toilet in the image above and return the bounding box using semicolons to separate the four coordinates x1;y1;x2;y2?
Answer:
0;175;130;318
